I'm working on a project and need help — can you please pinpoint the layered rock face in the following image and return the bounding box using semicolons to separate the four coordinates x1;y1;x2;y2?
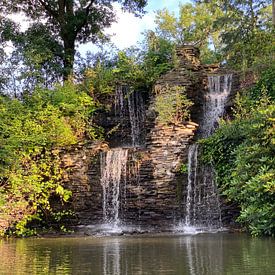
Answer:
57;142;107;223
58;46;239;228
58;126;197;226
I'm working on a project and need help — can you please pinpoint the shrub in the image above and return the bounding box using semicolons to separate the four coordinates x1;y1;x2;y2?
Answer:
0;82;97;236
155;85;193;124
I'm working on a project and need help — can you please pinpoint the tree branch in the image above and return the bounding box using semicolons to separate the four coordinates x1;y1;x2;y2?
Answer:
37;0;59;19
84;0;96;13
75;0;97;34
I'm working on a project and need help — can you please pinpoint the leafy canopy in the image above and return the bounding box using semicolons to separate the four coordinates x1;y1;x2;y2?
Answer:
154;0;273;68
0;0;148;80
0;82;98;236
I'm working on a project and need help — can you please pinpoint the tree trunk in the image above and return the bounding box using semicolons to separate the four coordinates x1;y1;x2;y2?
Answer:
273;0;275;26
63;38;75;81
59;0;75;81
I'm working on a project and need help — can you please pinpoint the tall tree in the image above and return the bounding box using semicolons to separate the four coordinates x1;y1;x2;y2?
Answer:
154;1;224;63
195;0;273;70
0;18;64;95
0;0;147;80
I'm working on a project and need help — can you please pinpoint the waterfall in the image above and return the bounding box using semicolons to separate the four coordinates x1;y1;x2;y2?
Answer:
127;91;146;146
115;85;126;118
115;85;145;146
184;74;232;229
201;74;232;138
185;144;199;226
97;85;144;230
100;148;129;226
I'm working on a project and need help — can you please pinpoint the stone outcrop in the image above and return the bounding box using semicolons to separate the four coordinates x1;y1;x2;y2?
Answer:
57;124;197;226
56;142;107;223
124;122;197;225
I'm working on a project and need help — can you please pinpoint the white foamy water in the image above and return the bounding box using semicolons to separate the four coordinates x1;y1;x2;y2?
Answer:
100;148;129;227
180;74;233;231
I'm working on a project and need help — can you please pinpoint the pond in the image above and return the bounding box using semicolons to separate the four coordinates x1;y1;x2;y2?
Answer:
0;233;274;274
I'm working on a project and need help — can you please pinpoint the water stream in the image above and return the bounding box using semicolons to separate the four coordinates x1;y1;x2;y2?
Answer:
101;76;232;232
100;148;129;227
182;74;232;230
201;74;232;137
98;85;146;230
115;85;145;146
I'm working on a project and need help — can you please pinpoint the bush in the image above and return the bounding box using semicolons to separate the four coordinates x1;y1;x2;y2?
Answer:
155;85;193;124
0;82;97;236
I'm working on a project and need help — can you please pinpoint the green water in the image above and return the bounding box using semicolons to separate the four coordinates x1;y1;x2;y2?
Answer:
0;233;274;275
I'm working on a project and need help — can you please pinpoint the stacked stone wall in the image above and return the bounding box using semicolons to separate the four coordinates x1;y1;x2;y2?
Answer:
57;45;240;227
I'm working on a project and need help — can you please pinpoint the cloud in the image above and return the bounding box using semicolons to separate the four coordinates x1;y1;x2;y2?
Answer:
79;4;156;54
82;0;189;52
105;6;156;49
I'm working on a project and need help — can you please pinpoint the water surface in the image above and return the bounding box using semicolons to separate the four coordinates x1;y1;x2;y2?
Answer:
0;233;274;274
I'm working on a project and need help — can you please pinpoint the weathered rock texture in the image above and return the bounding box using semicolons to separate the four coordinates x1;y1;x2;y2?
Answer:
57;142;107;223
58;46;240;227
57;124;197;226
124;122;197;225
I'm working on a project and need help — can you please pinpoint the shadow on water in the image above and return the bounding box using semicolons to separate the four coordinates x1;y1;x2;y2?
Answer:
1;233;275;275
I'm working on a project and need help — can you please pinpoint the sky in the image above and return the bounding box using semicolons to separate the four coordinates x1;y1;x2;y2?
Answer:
79;0;190;54
6;1;190;55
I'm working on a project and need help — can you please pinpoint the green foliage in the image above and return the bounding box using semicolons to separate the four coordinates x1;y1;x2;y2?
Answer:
0;82;97;236
201;69;275;236
0;0;148;80
179;163;188;174
154;0;273;69
79;37;177;108
154;1;223;63
155;85;193;124
249;66;275;101
213;0;273;70
141;33;177;87
83;64;115;97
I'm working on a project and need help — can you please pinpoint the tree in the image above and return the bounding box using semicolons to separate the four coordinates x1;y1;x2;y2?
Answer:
220;0;272;69
195;0;273;70
155;0;273;68
0;0;147;80
0;20;65;95
201;67;275;236
154;1;224;63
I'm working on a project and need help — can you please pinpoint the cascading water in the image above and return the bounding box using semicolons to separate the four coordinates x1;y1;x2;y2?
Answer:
182;74;232;230
115;85;145;146
185;144;199;227
98;85;145;230
100;148;128;227
98;73;232;233
201;74;232;137
93;85;146;234
127;91;146;146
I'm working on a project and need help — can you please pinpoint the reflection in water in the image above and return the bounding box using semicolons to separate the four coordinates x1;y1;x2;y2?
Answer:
185;237;196;275
103;239;121;275
0;234;275;275
181;235;224;275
